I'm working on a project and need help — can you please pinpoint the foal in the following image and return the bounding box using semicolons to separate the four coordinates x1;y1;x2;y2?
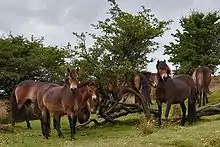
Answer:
155;60;197;126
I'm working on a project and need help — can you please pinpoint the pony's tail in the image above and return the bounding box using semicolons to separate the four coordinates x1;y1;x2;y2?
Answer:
188;87;197;124
203;70;211;95
46;109;51;133
139;72;151;105
10;88;18;125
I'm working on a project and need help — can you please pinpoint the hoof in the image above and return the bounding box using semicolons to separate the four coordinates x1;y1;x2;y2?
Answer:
59;134;64;138
70;137;76;141
11;121;15;126
180;122;185;126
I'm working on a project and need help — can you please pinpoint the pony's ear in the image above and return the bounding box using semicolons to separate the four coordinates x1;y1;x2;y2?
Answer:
157;60;159;64
145;72;152;77
164;59;166;63
76;67;80;75
67;68;70;73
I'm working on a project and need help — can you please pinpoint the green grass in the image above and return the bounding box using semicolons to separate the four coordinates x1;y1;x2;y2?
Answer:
1;90;220;147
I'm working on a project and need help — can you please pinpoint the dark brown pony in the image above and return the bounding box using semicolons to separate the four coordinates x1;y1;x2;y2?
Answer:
37;69;98;140
191;66;212;107
133;71;157;106
155;60;197;126
10;80;48;129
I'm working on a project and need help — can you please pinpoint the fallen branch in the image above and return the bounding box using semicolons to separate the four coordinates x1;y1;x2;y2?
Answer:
76;119;101;128
173;102;220;121
196;103;220;118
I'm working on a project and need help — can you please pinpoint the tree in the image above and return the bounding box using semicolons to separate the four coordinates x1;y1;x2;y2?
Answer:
0;33;70;97
71;0;171;120
164;11;220;74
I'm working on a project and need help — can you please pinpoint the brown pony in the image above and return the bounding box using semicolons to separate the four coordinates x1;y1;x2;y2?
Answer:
191;66;212;107
133;71;157;106
55;80;100;125
10;69;79;129
74;91;100;125
37;69;98;140
10;80;48;129
155;60;197;126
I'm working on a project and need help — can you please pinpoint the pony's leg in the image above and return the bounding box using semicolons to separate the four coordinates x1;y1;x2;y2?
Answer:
205;92;209;103
40;117;46;137
68;114;77;140
180;102;186;126
24;104;32;129
54;115;64;138
41;111;47;139
46;109;51;137
11;120;15;126
198;91;202;107
41;109;50;139
156;99;162;126
203;89;207;106
53;116;56;129
165;102;171;122
72;116;77;134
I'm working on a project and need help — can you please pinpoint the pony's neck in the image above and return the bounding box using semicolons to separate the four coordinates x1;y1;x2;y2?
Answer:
78;86;91;102
157;72;171;84
62;83;77;99
72;86;91;109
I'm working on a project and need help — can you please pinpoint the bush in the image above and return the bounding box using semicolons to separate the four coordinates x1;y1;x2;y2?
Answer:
138;117;156;135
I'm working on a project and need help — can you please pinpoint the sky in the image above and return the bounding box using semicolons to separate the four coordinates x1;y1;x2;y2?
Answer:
0;0;220;73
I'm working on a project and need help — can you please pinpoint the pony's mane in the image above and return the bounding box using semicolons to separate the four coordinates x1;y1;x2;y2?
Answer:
77;81;95;88
140;71;152;75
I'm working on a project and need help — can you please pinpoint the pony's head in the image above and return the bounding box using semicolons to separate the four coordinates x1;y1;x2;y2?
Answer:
66;68;79;92
156;60;171;81
141;71;158;88
87;92;100;114
86;82;98;101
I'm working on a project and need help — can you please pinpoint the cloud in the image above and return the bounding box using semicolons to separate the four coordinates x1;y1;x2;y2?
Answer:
0;0;219;72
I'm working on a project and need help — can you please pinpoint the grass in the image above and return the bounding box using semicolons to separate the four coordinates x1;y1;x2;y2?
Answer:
1;90;220;147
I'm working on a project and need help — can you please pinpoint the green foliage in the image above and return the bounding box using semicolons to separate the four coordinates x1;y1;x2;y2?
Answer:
0;33;70;96
72;0;171;90
164;11;220;74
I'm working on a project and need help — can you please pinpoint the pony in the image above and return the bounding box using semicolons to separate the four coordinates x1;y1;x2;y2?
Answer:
191;66;212;107
71;90;101;126
155;60;197;126
9;68;79;129
37;69;98;140
133;71;157;106
10;80;49;129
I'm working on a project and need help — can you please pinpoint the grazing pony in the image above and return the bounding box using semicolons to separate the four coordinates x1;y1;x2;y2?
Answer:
133;71;157;106
37;69;98;140
191;66;212;107
155;60;197;126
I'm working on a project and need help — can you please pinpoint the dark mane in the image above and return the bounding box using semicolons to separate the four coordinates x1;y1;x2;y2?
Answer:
156;60;171;75
140;71;152;78
77;81;95;88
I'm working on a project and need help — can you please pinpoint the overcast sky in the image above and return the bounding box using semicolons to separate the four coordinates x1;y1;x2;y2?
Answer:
0;0;219;72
